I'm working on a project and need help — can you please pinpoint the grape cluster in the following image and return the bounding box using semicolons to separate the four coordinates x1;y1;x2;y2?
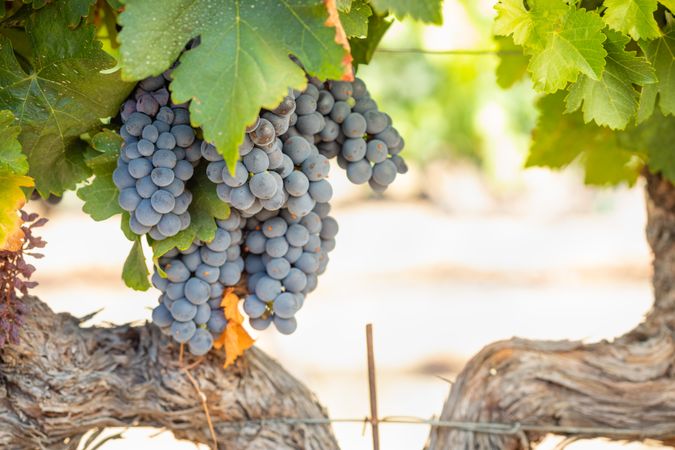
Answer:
283;76;408;193
121;73;405;354
150;211;245;355
204;92;330;219
241;202;338;334
113;74;202;240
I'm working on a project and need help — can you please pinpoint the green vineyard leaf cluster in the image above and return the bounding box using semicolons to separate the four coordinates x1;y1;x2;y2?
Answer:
494;0;675;185
0;1;133;196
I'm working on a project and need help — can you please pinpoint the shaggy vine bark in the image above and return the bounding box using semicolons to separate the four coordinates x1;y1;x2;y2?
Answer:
427;172;675;450
0;296;339;450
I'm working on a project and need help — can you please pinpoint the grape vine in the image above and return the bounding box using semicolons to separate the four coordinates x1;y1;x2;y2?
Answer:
116;71;408;356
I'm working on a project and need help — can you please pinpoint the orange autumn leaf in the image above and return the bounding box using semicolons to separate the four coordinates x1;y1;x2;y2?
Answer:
213;289;255;368
0;174;33;251
3;227;25;252
324;0;354;81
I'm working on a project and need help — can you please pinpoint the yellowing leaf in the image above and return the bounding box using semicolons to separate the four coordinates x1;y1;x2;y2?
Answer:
214;289;255;368
0;174;33;251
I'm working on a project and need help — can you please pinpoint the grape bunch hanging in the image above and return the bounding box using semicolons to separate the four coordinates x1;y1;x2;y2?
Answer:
114;72;407;356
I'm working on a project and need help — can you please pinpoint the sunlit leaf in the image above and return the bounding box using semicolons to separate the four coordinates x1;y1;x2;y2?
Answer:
603;0;661;41
119;0;346;169
565;30;657;129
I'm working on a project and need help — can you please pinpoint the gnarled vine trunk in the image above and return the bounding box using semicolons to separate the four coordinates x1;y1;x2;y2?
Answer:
2;174;673;450
0;297;339;450
427;172;675;449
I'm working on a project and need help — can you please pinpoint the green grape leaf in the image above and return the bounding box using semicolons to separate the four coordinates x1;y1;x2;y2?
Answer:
637;82;658;122
350;12;393;66
527;92;644;185
565;30;657;129
495;0;608;92
0;2;133;196
77;130;124;221
337;0;352;11
582;139;645;184
120;212;136;242
493;0;534;46
90;129;125;156
620;111;675;181
0;110;28;175
122;238;151;291
119;0;346;171
495;36;529;88
369;0;442;24
603;0;661;40
340;0;372;38
21;0;95;24
150;165;230;260
639;25;675;116
107;0;124;9
64;0;97;26
659;0;675;9
527;5;607;93
77;164;121;221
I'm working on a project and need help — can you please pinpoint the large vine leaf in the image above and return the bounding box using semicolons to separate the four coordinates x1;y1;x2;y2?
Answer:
527;93;645;185
119;0;347;169
603;0;661;41
0;110;33;251
565;30;657;129
0;2;134;196
639;24;675;118
77;130;124;221
494;0;607;93
368;0;442;24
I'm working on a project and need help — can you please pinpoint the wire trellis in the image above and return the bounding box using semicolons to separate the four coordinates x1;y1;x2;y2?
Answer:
176;324;672;450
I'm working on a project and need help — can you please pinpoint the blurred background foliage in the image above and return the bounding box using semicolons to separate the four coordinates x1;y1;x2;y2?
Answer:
357;0;537;182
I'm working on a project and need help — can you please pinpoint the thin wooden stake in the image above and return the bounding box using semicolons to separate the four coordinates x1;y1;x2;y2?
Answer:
366;323;380;450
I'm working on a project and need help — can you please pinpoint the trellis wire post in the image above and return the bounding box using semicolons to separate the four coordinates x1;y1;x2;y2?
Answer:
366;323;381;450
